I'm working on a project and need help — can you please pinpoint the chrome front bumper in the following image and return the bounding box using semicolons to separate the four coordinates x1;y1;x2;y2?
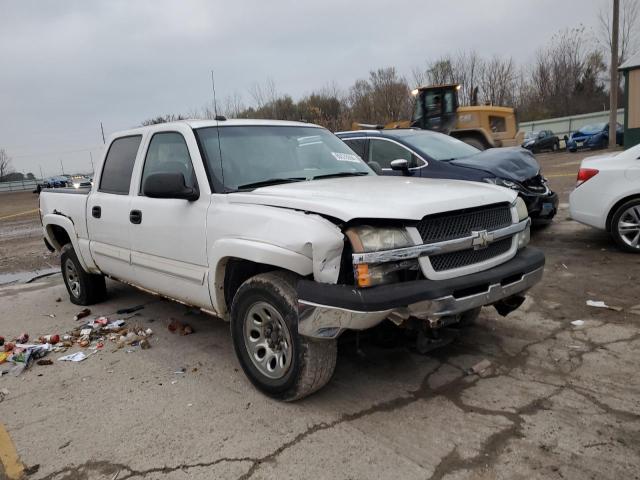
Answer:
297;262;544;340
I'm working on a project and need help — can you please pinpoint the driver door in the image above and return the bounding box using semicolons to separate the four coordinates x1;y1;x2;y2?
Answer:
128;125;213;308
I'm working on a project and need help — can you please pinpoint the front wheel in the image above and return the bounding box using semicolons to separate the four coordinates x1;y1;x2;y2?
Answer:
610;199;640;253
61;244;107;305
230;271;337;401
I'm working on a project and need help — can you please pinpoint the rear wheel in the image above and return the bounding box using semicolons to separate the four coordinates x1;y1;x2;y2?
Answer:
230;271;337;401
61;244;107;305
611;199;640;253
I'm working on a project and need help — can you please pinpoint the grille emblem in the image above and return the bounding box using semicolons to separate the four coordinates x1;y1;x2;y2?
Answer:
471;230;494;250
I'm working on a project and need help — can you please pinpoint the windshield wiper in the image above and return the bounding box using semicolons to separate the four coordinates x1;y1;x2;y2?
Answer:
237;177;306;190
312;172;370;180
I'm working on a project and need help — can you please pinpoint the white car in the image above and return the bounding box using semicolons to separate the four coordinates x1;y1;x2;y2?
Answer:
570;143;640;252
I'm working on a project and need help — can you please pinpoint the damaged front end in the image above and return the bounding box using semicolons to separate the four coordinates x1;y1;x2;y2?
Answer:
298;198;544;339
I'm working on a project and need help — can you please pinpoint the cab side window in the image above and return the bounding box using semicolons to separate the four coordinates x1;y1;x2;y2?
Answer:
99;135;142;195
368;139;420;169
141;132;196;194
343;139;366;160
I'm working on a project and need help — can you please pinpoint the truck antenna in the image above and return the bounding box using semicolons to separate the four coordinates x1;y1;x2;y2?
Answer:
210;71;226;121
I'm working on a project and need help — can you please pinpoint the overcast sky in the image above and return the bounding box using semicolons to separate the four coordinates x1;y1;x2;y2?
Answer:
1;0;605;177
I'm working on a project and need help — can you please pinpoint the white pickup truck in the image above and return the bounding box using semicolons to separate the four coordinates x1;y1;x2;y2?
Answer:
40;119;544;400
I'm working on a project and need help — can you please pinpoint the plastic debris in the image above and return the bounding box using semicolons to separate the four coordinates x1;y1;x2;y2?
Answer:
116;305;144;315
17;333;29;343
36;359;53;366
466;359;492;375
586;300;623;312
139;339;150;350
168;319;194;335
73;308;91;321
571;320;585;326
58;352;89;362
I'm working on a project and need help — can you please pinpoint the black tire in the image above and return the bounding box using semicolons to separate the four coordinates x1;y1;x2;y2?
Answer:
610;199;640;254
230;271;337;401
60;244;107;305
460;137;486;151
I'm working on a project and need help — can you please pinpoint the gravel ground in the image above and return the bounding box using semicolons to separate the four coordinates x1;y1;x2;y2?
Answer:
1;148;639;480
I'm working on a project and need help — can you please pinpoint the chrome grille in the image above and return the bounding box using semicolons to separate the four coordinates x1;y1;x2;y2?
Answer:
416;203;512;244
429;238;512;272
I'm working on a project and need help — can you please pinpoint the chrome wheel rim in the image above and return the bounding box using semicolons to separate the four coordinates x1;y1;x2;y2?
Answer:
243;301;292;380
64;259;81;298
618;205;640;249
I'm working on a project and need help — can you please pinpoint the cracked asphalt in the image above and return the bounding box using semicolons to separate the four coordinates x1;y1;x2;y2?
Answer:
1;149;640;479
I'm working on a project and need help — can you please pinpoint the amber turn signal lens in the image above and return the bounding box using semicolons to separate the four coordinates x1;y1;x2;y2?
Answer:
355;264;371;287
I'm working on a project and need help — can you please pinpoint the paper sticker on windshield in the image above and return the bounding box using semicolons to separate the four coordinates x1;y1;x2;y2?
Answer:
332;152;361;163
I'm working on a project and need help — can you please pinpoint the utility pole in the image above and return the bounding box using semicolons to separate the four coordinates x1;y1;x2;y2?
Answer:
39;165;44;181
100;122;106;144
89;151;94;174
609;0;619;149
60;159;65;175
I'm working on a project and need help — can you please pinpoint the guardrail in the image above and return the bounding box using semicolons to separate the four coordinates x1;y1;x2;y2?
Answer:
520;109;625;140
0;179;41;193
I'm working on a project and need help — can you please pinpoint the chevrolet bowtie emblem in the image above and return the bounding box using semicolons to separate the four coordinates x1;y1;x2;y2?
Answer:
471;230;494;250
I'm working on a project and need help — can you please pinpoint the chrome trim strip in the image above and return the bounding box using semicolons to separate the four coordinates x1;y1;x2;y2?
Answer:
352;219;530;265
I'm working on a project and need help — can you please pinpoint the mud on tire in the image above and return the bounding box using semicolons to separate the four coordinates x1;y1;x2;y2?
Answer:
60;244;107;305
230;271;337;401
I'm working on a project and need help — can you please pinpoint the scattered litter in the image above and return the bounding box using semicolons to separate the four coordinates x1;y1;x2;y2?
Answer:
36;359;53;366
0;388;8;403
586;300;623;312
73;308;91;321
171;380;178;385
168;319;194;336
55;297;62;302
0;336;4;346
174;367;186;374
116;305;144;315
466;359;492;375
17;333;29;343
58;352;89;362
38;334;60;344
41;314;56;318
105;320;126;330
187;403;193;407
571;320;585;326
80;328;93;336
139;339;151;350
562;263;568;270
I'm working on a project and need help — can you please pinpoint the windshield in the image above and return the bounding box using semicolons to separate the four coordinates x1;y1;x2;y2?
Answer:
399;132;480;161
579;123;607;134
196;125;373;191
525;131;539;140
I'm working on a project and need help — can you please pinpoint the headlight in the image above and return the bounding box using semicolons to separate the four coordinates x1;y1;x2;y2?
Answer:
484;177;520;190
73;182;80;189
345;226;417;287
514;197;528;221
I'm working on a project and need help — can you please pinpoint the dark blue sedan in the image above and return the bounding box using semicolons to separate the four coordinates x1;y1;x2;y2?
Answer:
566;122;624;152
337;129;558;220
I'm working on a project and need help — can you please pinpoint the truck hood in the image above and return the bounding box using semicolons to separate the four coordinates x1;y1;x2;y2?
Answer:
449;147;540;181
225;176;516;222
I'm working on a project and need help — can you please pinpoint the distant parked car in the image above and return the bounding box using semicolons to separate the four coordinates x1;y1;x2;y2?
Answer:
522;130;560;153
68;175;92;189
569;143;640;253
566;122;624;152
337;129;558;220
43;176;69;188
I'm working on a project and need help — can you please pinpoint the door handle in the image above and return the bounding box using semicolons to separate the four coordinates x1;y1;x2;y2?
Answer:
92;206;101;218
129;210;142;224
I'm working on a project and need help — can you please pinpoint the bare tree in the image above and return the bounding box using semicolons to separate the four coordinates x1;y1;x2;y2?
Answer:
598;0;640;65
0;149;13;181
248;78;278;116
479;55;516;106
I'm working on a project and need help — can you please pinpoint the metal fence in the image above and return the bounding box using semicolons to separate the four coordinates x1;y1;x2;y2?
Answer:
0;179;41;193
520;108;625;140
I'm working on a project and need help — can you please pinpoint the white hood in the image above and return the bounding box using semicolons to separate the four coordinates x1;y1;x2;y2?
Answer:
226;176;516;221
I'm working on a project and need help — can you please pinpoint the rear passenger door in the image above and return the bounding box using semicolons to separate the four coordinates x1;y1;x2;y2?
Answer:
87;135;142;282
128;125;212;308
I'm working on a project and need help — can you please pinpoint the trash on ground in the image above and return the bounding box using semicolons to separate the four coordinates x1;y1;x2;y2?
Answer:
58;352;90;362
116;305;144;315
168;319;194;335
73;308;91;321
0;336;4;346
36;359;53;366
41;314;56;318
17;333;29;343
586;300;623;312
466;359;492;375
571;320;585;326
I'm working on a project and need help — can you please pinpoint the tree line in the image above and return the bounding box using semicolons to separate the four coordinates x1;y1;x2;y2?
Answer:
144;4;639;131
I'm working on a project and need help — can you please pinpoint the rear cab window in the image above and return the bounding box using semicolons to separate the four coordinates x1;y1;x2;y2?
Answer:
99;136;142;194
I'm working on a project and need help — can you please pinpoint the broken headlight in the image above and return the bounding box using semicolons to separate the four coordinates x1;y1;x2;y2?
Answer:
345;226;418;287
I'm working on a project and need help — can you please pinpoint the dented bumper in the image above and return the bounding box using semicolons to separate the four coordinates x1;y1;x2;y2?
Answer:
297;247;545;339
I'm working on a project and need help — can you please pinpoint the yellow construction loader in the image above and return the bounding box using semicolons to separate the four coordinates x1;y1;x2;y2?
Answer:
351;84;524;150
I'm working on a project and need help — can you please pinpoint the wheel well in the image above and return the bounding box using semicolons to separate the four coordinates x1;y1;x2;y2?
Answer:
606;194;640;232
48;225;71;249
223;258;279;310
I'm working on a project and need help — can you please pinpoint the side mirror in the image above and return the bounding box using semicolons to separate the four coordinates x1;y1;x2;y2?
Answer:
390;159;409;172
143;173;199;201
368;161;383;175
